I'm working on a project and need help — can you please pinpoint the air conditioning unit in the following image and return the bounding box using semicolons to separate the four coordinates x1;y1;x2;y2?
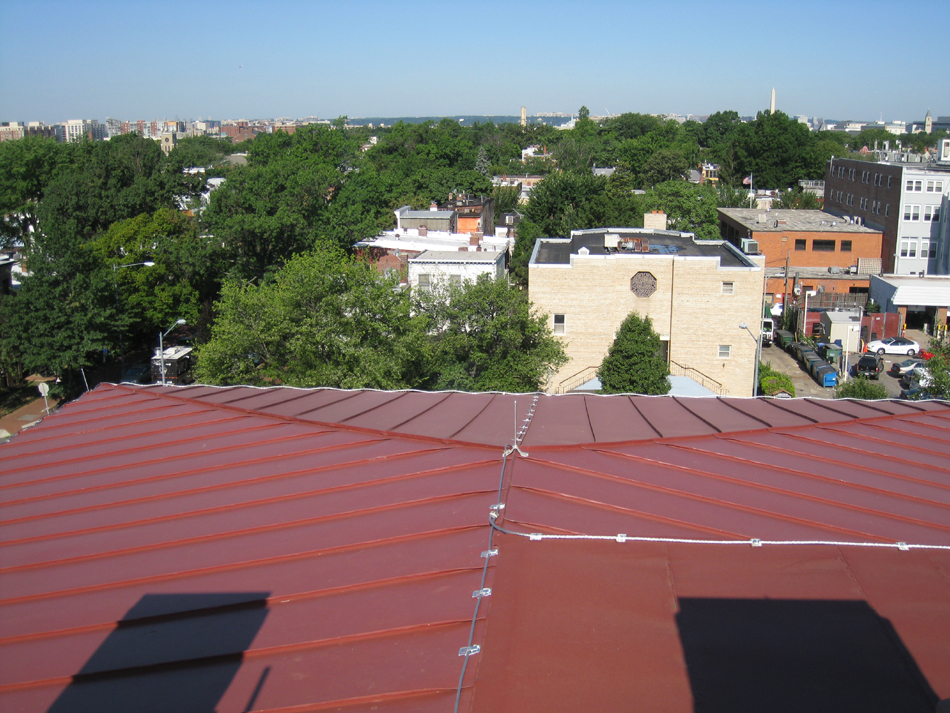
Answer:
740;238;759;254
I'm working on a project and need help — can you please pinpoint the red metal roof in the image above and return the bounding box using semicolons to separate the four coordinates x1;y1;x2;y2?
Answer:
2;384;948;712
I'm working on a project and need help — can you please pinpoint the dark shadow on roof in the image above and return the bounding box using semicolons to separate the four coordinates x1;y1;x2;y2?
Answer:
675;598;938;713
47;592;269;713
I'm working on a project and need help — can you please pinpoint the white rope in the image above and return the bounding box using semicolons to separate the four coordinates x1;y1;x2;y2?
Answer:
491;526;950;551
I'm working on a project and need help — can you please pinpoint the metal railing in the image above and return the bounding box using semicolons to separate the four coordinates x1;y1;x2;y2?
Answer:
668;361;727;396
553;366;600;394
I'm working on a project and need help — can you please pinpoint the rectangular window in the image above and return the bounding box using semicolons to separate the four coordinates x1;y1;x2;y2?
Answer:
840;240;852;252
924;206;936;221
908;243;917;258
885;204;890;217
417;274;431;287
553;314;565;335
722;281;735;295
718;345;731;358
795;239;806;251
930;242;937;258
906;180;922;192
921;240;929;258
812;239;836;251
904;204;920;221
449;274;462;285
901;242;909;258
887;176;892;188
926;180;943;192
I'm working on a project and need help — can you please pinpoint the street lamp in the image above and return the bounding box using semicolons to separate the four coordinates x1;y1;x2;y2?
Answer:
159;319;186;386
113;261;155;380
739;322;762;397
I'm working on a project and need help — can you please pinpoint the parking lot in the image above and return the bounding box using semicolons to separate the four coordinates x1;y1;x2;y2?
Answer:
759;328;931;399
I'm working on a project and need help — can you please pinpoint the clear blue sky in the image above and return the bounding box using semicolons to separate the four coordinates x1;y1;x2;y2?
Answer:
1;0;946;124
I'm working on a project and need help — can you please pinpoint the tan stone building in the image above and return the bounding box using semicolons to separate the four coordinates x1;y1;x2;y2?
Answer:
529;228;764;396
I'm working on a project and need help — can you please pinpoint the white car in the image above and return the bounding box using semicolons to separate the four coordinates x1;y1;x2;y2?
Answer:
865;337;920;356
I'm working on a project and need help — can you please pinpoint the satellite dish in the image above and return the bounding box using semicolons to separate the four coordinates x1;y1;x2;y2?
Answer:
794;286;802;296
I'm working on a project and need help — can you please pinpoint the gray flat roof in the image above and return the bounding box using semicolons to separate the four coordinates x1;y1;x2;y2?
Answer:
718;208;880;233
411;250;503;263
532;229;751;268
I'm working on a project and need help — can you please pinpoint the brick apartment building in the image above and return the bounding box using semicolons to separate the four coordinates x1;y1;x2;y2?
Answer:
823;150;950;274
529;227;763;397
718;208;882;306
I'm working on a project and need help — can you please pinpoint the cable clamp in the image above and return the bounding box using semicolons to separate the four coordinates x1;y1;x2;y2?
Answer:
472;588;492;598
503;444;529;458
751;539;763;547
529;533;543;541
616;534;627;543
490;503;505;512
481;549;498;558
897;542;909;551
459;645;481;657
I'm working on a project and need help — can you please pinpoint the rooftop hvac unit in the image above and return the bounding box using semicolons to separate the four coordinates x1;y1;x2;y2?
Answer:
740;238;759;254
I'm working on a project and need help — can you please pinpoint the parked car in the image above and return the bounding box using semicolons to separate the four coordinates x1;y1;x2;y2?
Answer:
853;354;884;380
900;385;933;400
900;365;932;390
919;349;934;360
865;337;920;355
890;357;926;376
120;363;151;384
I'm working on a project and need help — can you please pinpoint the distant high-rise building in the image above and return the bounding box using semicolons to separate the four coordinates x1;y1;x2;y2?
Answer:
770;88;776;114
57;119;106;143
521;106;526;127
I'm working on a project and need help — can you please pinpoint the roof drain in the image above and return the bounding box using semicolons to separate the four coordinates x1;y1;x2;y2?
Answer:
454;396;537;713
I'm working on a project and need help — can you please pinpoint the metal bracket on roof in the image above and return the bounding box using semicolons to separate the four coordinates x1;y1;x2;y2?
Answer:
616;534;627;543
529;533;543;541
503;444;529;458
481;549;498;558
489;503;505;520
750;539;763;547
459;645;481;657
897;542;909;551
472;588;492;599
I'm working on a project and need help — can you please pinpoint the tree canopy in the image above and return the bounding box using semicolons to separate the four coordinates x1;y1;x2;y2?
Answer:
412;274;567;392
597;312;671;395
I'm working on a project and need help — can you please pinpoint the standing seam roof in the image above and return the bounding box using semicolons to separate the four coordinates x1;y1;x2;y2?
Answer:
2;384;948;712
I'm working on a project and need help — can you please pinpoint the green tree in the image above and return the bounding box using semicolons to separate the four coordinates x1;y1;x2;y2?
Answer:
733;111;819;189
0;136;75;250
919;335;950;400
90;208;224;343
773;189;821;210
597;312;671;394
524;171;607;237
195;247;426;389
642;181;719;239
508;218;543;288
413;275;567;392
641;149;689;187
475;146;490;177
836;376;888;400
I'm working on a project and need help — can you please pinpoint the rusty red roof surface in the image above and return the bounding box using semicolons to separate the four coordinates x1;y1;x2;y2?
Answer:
2;384;949;712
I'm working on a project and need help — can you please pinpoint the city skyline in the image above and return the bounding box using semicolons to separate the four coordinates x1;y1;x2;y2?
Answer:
1;0;947;126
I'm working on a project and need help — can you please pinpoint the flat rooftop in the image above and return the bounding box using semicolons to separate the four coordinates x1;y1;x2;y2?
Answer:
411;250;503;263
532;228;752;268
719;208;881;234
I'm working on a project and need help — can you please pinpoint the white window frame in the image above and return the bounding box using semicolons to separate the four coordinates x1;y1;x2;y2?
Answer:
722;281;735;295
904;204;920;221
553;314;565;335
718;345;732;358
